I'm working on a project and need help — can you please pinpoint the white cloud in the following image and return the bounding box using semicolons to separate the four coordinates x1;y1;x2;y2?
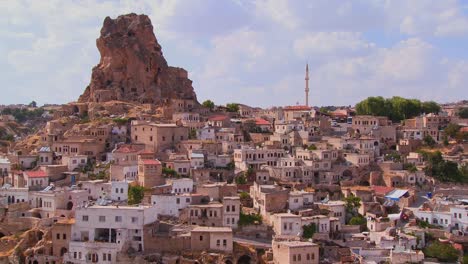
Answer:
293;32;375;58
388;0;468;37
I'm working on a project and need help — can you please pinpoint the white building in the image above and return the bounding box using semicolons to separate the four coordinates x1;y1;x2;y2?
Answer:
65;204;158;263
273;213;302;236
318;201;346;224
190;153;205;168
80;180;111;200
451;205;468;234
197;126;216;141
288;191;314;211
62;155;88;171
110;181;129;202
151;193;193;217
167;178;193;194
223;196;240;229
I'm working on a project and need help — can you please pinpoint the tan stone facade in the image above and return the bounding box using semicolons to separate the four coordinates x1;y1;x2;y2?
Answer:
131;120;189;153
137;158;164;188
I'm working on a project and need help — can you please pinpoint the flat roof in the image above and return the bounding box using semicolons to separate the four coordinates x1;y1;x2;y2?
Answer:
192;226;232;232
276;240;317;247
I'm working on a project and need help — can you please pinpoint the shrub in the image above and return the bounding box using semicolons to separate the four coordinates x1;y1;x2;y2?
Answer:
302;223;316;239
423;241;459;262
128;185;145;205
238;212;262;226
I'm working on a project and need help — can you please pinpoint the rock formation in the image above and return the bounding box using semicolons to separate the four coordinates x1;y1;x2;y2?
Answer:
78;13;197;104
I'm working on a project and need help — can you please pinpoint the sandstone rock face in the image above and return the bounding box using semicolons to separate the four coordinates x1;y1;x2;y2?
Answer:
78;13;197;104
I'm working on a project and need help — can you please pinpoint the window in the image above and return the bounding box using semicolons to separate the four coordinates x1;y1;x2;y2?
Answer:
63;234;66;239
232;205;235;212
108;254;111;261
99;216;106;222
132;217;138;223
199;235;203;241
216;239;220;246
298;254;301;261
56;233;60;240
115;216;122;222
82;215;89;222
307;253;310;260
293;255;296;261
103;253;106;261
223;239;227;246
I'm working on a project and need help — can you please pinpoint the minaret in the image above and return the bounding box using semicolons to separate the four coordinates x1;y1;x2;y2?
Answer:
305;63;310;107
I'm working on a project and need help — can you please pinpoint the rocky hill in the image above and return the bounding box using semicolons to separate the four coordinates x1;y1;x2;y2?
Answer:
78;13;198;104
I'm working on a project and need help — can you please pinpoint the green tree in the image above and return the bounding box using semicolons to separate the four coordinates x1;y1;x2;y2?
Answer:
307;144;317;150
202;100;215;110
226;103;239;112
423;241;460;262
421;151;465;183
188;128;197;139
421;101;440;114
444;123;461;138
238;212;262;226
128;185;145;205
423;135;436;147
302;223;317;239
235;174;247;185
239;192;250;199
457;107;468;118
355;96;440;122
349;215;367;226
28;101;37;108
403;163;418;173
319;107;330;114
162;167;178;178
344;195;361;213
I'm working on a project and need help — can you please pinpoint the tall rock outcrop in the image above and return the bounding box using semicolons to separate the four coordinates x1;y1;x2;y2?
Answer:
78;13;197;104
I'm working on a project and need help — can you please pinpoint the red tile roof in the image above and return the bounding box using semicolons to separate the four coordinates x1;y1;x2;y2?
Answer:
141;159;161;165
284;105;312;111
255;118;271;126
114;145;139;154
139;149;155;155
25;170;48;178
208;115;229;121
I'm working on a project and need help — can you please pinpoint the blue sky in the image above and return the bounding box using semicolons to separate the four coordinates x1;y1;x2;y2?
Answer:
1;0;468;107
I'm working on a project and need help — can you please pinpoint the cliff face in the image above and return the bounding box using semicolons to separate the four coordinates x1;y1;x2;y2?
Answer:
78;13;197;104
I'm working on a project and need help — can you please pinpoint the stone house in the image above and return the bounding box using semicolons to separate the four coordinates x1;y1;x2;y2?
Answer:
207;115;231;128
137;158;164;188
250;182;289;217
131;120;189;153
272;239;319;264
190;226;233;253
183;196;240;228
51;218;74;261
272;213;302;236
